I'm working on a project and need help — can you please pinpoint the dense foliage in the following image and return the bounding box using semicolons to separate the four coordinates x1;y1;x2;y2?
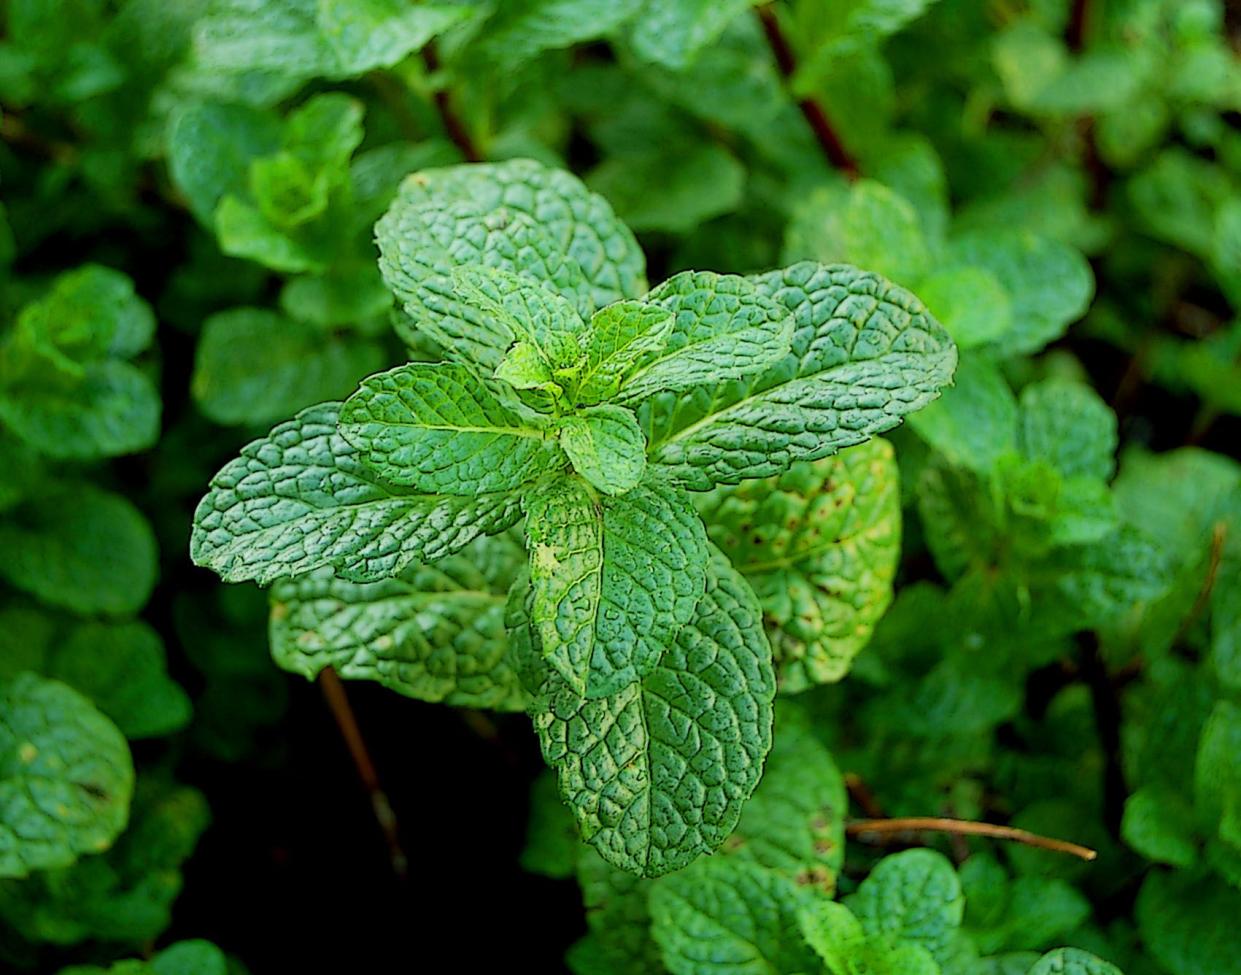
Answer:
1;0;1238;973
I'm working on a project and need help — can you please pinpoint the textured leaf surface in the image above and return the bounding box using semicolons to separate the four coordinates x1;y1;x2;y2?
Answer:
629;0;752;70
650;857;824;975
643;263;956;489
191;403;522;584
575;301;676;405
699;440;900;690
572;848;664;974
0;674;134;879
617;271;794;404
846;849;965;963
1018;379;1117;482
269;535;527;711
798;900;940;975
907;355;1018;473
0;486;157;616
339;363;561;494
473;0;645;67
525;478;708;697
725;715;847;891
559;405;647;496
0;778;210;945
379;159;645;320
946;231;1093;355
1027;948;1123;975
192;307;384;426
523;554;775;875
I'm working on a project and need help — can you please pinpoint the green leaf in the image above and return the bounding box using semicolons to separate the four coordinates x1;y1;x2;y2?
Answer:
55;939;228;975
1137;871;1241;975
1120;786;1198;868
51;622;191;741
315;0;467;76
190;402;523;584
628;0;752;70
1018;379;1117;482
338;363;563;495
915;266;1013;350
0;359;161;461
191;307;385;427
699;439;901;690
524;477;708;697
650;857;824;975
571;848;664;974
784;180;930;286
616;271;794;404
798;900;941;975
473;0;645;68
725;714;848;891
0;486;157;616
907;355;1018;473
643;262;957;490
378;159;646;317
522;553;775;875
845;849;965;964
166;101;281;226
587;142;745;235
0;674;134;879
575;301;676;406
268;534;528;711
945;231;1093;356
0;778;210;945
560;405;648;496
1026;948;1124;975
1194;700;1241;835
521;770;581;879
13;264;155;363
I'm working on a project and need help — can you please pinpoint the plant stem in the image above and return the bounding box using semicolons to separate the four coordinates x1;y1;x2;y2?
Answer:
318;669;409;879
420;41;482;162
754;3;860;180
1066;0;1091;52
846;817;1099;861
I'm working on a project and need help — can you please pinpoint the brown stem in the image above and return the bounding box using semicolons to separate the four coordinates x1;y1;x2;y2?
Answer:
754;3;860;180
846;817;1098;861
318;669;409;878
420;41;482;162
844;772;887;819
1066;0;1091;52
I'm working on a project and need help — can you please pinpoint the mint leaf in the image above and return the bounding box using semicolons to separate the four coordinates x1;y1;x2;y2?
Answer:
575;301;676;406
1120;786;1198;868
1027;948;1124;975
524;478;708;697
472;0;645;68
917;265;1013;349
522;553;775;875
521;771;581;879
846;849;965;964
338;363;563;495
0;778;210;945
644;262;957;489
946;231;1093;355
700;439;900;690
379;159;646;315
190;403;522;584
616;271;795;404
269;535;528;711
726;715;848;890
0;486;157;616
572;848;664;974
1018;379;1117;482
798;899;941;975
1137;871;1241;975
54;939;227;975
908;355;1018;473
650;857;824;975
0;674;134;879
784;180;931;286
559;405;647;496
628;0;752;70
191;307;384;427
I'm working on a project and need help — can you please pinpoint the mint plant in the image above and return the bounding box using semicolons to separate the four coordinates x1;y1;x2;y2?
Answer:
3;0;1239;971
191;157;957;876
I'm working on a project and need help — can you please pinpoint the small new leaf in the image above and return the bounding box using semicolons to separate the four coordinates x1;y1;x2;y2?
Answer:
559;406;647;496
574;300;676;405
